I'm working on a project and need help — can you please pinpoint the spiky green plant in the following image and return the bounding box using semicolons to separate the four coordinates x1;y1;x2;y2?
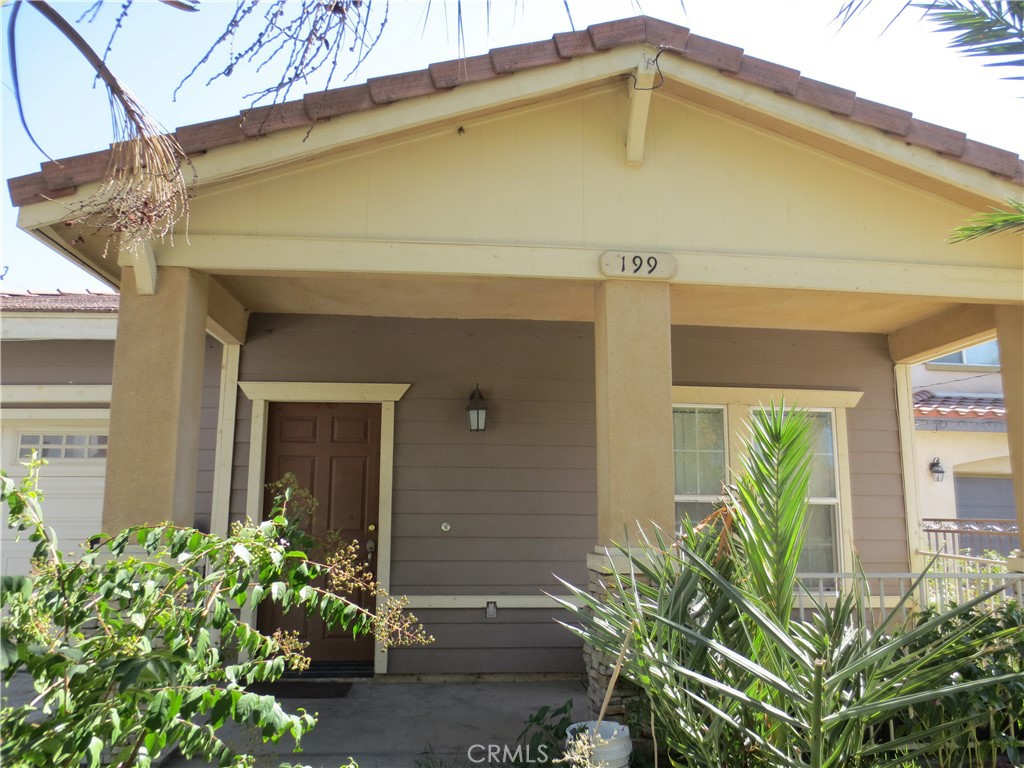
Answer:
556;404;1023;768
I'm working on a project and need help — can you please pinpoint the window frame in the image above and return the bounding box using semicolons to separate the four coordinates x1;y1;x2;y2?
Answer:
671;386;862;572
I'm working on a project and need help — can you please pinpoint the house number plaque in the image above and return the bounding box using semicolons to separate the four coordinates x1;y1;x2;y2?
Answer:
600;251;676;279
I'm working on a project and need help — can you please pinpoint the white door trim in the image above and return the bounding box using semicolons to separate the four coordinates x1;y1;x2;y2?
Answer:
238;381;410;675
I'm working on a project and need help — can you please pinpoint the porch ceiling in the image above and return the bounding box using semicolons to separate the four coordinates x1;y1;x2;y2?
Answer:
215;272;954;334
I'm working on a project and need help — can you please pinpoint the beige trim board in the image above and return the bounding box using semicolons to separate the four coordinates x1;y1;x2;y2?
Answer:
154;236;1023;304
672;386;863;409
1;315;118;341
404;595;582;609
239;381;410;403
210;346;240;539
0;410;109;423
894;365;925;572
240;380;409;674
1;385;112;405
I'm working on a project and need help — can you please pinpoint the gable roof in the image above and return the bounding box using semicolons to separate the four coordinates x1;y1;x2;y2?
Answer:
0;291;119;313
8;15;1022;208
913;389;1006;420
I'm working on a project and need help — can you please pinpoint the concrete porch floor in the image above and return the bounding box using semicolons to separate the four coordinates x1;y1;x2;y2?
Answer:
164;677;589;768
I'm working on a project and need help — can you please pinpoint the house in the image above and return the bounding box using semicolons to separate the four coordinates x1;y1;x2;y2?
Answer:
910;340;1018;562
0;291;224;574
7;16;1022;678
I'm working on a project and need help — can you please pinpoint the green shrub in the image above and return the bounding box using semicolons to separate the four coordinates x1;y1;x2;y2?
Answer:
1;461;430;768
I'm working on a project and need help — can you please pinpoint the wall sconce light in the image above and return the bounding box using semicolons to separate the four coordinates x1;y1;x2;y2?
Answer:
467;384;488;432
928;457;945;483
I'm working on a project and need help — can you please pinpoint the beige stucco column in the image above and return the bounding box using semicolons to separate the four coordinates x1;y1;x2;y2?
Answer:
103;267;210;532
593;280;675;545
995;306;1024;556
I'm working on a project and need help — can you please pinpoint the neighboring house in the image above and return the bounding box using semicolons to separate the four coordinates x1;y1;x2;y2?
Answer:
0;292;223;575
7;17;1022;677
910;339;1017;561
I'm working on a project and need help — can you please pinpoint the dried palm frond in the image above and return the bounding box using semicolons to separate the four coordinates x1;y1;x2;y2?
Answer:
20;1;192;256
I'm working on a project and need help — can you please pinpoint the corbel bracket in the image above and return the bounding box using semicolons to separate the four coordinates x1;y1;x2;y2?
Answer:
625;52;658;167
117;241;158;295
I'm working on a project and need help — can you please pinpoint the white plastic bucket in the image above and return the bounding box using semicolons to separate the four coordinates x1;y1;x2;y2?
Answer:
566;720;631;768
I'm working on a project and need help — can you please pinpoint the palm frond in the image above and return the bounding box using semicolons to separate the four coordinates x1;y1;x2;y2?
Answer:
26;1;190;255
916;1;1024;74
949;198;1024;241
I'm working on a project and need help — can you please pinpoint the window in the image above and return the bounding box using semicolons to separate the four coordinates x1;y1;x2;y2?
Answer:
19;433;108;460
672;387;862;572
673;406;727;524
929;340;1000;368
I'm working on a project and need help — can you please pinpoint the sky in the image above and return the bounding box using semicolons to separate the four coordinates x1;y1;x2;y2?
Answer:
1;0;1022;292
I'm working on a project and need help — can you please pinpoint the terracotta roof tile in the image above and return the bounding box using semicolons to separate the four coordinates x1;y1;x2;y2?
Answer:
849;97;912;135
734;55;800;95
642;16;689;52
303;84;375;120
240;101;315;138
490;39;563;74
41;149;115;190
8;16;1021;209
682;33;744;73
913;389;1006;419
960;139;1021;178
552;29;599;58
367;69;437;105
175;115;246;154
905;118;968;157
794;76;856;116
587;17;648;50
429;54;499;89
0;291;119;313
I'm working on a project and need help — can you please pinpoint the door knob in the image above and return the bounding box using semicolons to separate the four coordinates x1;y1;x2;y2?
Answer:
365;538;376;562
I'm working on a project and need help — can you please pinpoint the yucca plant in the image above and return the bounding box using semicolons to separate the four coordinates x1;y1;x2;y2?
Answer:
557;404;1023;768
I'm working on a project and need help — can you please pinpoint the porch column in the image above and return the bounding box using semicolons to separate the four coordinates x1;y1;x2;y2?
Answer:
103;267;210;532
594;280;675;545
995;306;1024;546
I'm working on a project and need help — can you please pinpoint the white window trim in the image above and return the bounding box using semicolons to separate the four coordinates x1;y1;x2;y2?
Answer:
238;380;410;675
672;386;862;572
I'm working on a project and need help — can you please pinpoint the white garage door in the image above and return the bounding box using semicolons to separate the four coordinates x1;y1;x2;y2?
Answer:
1;421;107;576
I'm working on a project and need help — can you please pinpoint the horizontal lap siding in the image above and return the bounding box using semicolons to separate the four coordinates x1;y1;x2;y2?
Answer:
670;326;907;572
0;340;114;385
388;608;584;674
235;315;596;673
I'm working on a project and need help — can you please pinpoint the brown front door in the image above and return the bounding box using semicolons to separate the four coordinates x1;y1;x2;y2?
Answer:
258;401;381;664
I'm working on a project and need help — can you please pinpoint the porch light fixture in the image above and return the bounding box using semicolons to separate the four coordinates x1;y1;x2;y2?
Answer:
467;384;488;432
928;457;946;483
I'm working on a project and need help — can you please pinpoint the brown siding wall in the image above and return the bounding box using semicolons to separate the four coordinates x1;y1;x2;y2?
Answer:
671;326;907;572
234;314;596;674
232;316;906;673
1;340;115;385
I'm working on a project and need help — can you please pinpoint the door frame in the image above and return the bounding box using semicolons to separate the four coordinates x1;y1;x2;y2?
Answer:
239;381;410;674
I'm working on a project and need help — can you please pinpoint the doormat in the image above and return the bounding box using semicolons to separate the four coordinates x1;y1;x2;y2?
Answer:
248;680;352;699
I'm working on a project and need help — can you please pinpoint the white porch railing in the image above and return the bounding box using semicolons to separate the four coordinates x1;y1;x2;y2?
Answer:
921;517;1020;560
795;571;1023;628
